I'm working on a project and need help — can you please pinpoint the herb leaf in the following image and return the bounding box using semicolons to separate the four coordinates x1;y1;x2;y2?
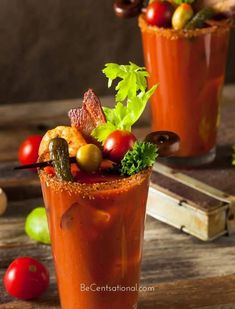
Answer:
174;0;194;4
92;62;157;143
125;85;157;127
91;122;116;143
120;142;158;176
103;62;149;102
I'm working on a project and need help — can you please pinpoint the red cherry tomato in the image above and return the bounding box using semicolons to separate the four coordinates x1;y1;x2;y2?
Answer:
103;130;137;162
18;135;42;165
4;257;49;300
44;166;55;176
146;0;173;27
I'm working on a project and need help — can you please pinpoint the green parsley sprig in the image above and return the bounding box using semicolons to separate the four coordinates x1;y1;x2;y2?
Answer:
91;62;157;143
120;142;158;176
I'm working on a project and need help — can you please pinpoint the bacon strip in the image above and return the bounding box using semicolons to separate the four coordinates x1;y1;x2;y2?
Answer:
68;89;106;137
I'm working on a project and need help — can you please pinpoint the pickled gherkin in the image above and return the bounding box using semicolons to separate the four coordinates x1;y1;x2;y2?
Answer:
184;7;216;30
49;138;73;181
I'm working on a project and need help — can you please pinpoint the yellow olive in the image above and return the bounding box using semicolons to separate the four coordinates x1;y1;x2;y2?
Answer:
172;3;194;30
76;144;102;173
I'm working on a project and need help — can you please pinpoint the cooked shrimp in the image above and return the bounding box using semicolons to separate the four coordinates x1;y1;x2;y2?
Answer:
39;126;86;159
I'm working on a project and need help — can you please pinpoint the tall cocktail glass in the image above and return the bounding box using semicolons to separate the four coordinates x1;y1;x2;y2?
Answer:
39;168;151;309
139;15;231;166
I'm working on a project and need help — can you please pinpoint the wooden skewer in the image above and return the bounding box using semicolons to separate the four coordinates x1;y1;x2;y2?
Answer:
14;157;77;170
14;132;180;170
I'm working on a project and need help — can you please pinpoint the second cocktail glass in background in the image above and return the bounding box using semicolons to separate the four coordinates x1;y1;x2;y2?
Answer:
139;15;231;166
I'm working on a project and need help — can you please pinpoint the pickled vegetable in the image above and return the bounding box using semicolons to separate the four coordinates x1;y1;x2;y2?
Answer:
172;3;194;30
185;7;215;30
49;138;73;181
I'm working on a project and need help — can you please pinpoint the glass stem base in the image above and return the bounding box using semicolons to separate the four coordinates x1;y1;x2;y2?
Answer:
158;147;216;168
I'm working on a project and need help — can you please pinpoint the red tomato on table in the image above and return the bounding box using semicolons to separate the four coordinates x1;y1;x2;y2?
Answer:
18;135;42;165
4;257;49;300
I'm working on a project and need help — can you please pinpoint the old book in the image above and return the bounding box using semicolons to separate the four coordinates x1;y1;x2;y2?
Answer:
147;162;235;241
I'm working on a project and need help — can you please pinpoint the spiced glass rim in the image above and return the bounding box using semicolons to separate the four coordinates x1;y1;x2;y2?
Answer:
39;167;152;196
138;14;232;39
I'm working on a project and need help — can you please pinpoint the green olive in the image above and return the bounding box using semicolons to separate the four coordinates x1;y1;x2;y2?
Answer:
76;144;102;173
172;3;194;30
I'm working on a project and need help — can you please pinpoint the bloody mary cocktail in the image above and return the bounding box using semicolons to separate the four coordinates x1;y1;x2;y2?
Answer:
37;63;164;309
40;168;151;309
139;15;231;166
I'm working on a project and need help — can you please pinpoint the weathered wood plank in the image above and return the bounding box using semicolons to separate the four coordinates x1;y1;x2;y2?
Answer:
0;86;233;163
1;209;235;290
0;96;149;162
1;274;235;309
0;97;114;127
0;283;59;308
0;194;235;306
138;274;235;308
2;83;233;128
141;217;235;285
0;298;60;309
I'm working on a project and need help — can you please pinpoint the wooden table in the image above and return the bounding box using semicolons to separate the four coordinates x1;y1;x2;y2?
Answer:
0;86;235;308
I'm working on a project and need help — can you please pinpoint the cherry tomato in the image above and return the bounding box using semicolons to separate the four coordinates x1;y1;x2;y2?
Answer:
145;0;174;27
44;166;55;176
103;130;137;162
25;207;51;245
4;257;49;300
18;135;42;165
70;163;79;177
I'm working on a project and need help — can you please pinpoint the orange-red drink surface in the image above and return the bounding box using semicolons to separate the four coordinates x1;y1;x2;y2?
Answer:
40;169;151;309
139;15;231;160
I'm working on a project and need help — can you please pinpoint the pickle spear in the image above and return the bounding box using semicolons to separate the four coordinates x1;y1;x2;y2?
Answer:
185;7;216;30
49;138;73;181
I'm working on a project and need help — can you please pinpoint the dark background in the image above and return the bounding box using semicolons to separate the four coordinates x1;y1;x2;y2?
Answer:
0;0;234;104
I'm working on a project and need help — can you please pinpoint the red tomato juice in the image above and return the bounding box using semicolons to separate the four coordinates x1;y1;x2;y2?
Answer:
40;169;151;309
139;15;231;163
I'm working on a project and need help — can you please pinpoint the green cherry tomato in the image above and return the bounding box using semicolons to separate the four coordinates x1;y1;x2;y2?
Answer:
25;207;51;245
76;144;102;173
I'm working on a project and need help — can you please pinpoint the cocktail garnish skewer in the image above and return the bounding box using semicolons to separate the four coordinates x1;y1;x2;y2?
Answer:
14;157;77;170
14;131;180;171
